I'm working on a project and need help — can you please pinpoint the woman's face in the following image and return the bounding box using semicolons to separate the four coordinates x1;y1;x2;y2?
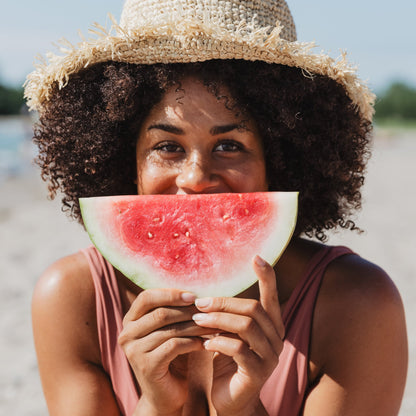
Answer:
135;77;268;195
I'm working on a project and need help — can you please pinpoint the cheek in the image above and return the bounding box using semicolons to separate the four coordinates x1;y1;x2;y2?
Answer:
136;157;176;195
257;162;269;191
246;166;268;192
225;160;268;193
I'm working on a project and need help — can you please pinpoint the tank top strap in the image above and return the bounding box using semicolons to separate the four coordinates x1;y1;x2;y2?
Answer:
282;245;354;326
81;246;139;415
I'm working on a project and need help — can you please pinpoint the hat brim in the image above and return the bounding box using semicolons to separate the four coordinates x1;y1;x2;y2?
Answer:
24;19;375;121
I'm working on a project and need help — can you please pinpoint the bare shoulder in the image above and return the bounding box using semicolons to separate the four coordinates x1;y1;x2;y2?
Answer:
322;252;404;311
310;249;407;360
32;252;122;415
32;250;100;364
317;252;406;332
307;251;408;414
33;251;93;299
313;251;407;354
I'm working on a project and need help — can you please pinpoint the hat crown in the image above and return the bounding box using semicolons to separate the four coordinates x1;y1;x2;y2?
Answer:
120;0;297;41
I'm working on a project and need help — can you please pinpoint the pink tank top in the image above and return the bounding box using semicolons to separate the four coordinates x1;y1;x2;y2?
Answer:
82;245;353;415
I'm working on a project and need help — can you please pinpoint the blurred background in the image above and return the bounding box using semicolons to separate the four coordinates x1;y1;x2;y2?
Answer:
1;1;415;414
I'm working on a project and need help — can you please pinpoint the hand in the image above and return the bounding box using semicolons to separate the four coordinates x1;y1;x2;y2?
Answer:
118;289;218;415
192;256;285;416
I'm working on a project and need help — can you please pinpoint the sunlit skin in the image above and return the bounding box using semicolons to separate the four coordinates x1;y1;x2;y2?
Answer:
31;76;408;416
123;77;282;415
135;77;268;196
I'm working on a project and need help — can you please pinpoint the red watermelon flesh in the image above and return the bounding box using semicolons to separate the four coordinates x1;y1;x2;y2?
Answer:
79;192;298;297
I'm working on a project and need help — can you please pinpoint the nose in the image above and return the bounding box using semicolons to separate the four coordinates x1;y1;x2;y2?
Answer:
176;156;218;194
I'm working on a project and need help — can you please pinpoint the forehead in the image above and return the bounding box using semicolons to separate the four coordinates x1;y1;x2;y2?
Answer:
145;77;243;125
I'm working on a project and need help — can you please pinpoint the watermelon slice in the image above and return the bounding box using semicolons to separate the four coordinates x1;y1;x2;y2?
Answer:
79;192;298;297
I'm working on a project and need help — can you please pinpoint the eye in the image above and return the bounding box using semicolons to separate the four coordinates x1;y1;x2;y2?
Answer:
154;142;184;153
214;140;244;152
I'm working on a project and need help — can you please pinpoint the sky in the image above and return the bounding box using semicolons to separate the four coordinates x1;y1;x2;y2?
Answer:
1;0;415;93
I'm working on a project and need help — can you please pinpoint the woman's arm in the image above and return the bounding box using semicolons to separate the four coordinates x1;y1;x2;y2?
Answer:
32;253;121;416
303;256;408;415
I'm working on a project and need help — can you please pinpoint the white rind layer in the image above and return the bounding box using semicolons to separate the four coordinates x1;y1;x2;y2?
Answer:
79;192;298;297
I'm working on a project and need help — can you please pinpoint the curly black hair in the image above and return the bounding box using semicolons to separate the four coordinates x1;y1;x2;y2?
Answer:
33;60;372;241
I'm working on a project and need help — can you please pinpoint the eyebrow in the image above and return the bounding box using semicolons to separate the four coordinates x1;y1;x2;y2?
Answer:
147;123;247;136
210;123;246;135
147;123;184;135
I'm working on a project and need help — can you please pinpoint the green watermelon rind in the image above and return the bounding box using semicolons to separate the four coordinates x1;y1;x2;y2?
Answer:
79;192;298;297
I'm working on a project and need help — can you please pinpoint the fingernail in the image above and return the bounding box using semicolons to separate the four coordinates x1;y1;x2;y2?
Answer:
254;255;267;267
192;313;209;322
195;298;212;309
181;292;196;303
203;339;210;349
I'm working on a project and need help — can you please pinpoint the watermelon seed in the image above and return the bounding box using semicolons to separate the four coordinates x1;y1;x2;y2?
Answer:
153;217;161;222
148;232;154;239
245;209;249;215
173;233;179;238
185;231;190;237
175;254;180;259
223;214;230;221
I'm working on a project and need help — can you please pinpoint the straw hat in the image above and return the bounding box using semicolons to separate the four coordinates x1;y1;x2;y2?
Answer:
24;0;375;121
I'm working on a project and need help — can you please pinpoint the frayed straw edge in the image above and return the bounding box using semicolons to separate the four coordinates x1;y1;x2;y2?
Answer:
24;15;375;121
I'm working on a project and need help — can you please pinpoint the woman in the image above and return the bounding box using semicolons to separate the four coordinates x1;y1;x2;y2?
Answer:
26;1;408;415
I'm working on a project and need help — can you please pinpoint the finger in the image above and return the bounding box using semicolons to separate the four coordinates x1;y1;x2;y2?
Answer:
207;335;279;385
121;305;194;346
138;321;220;353
192;312;276;360
126;336;204;379
204;335;263;373
253;255;285;339
151;337;204;370
195;296;282;354
123;289;196;325
125;305;198;337
119;304;217;347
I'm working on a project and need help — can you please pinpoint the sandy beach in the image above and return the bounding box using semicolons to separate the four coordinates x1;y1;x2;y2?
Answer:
0;127;415;415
